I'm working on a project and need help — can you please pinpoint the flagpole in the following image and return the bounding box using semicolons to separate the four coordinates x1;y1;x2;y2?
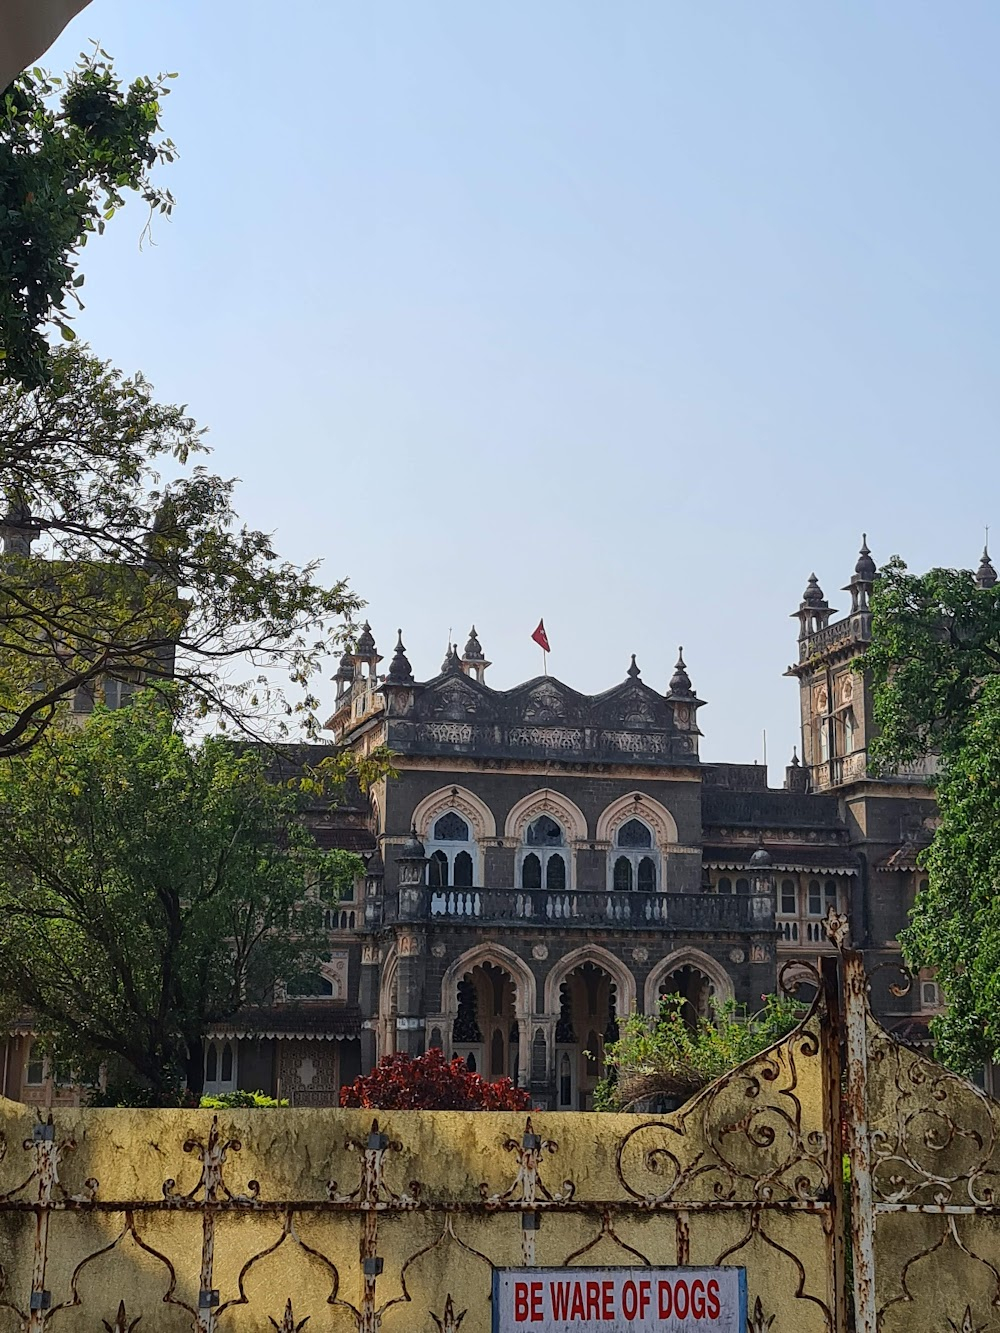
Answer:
543;648;548;677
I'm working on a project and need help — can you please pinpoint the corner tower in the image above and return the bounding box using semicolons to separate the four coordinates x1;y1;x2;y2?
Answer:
786;538;874;791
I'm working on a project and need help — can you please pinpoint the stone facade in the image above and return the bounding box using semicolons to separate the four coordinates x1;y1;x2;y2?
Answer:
0;539;946;1108
240;537;935;1109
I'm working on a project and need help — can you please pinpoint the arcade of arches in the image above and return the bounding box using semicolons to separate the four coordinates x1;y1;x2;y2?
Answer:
417;952;721;1109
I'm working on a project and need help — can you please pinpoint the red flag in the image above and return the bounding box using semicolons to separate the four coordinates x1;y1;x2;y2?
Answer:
531;619;550;653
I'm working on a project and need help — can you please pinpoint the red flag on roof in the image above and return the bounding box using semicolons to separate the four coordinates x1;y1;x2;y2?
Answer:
531;619;550;653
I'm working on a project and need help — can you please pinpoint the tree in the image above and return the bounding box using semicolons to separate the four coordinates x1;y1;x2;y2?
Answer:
340;1048;531;1111
0;691;363;1102
865;556;1000;1074
0;345;364;758
0;46;175;388
594;992;806;1112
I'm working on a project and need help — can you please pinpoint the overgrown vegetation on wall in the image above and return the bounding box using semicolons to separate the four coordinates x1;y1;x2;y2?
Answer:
594;992;806;1111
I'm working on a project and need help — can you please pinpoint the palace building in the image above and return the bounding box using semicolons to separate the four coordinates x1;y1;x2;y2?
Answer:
3;537;961;1108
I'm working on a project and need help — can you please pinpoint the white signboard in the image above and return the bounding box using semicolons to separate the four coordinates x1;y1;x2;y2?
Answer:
492;1268;746;1333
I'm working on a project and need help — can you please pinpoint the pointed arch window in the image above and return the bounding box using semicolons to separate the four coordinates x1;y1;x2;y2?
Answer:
519;814;571;890
608;817;660;892
425;810;479;890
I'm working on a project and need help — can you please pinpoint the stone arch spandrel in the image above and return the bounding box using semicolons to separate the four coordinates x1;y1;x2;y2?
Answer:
411;785;497;842
543;944;637;1015
596;792;678;847
504;789;588;844
440;943;537;1017
644;946;734;1013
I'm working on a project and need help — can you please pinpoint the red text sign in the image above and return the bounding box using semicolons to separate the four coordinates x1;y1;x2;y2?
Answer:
492;1268;746;1333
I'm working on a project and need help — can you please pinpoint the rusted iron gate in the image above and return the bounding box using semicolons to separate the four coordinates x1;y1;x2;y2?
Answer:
836;921;1000;1333
0;930;994;1332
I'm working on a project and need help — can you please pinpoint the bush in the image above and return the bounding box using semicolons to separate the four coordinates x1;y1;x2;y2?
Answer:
199;1090;287;1108
594;992;806;1111
340;1048;531;1110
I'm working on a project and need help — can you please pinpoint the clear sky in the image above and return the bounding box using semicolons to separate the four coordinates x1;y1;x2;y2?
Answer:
44;1;1000;772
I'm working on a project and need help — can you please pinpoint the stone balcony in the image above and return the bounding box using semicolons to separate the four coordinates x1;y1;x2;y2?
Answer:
810;751;938;791
378;886;774;933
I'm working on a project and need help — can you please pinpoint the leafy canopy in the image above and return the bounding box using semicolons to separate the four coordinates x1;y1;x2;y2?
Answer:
595;992;806;1112
0;47;175;387
0;691;363;1102
0;345;364;758
865;556;1000;1073
340;1048;531;1111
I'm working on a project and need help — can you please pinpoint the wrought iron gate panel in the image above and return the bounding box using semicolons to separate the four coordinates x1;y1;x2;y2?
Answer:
838;929;1000;1333
0;991;841;1332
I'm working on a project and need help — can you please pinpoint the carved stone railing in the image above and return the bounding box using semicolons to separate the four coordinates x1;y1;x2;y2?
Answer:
799;611;871;661
389;887;773;932
811;751;938;791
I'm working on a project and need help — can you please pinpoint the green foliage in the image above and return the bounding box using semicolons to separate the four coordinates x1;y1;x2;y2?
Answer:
0;345;367;756
594;992;806;1112
200;1090;287;1108
865;557;1000;1074
0;47;176;388
0;691;364;1100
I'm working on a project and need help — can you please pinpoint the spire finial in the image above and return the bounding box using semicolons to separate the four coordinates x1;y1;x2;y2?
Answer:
976;539;998;589
387;629;414;683
627;653;640;679
667;647;693;698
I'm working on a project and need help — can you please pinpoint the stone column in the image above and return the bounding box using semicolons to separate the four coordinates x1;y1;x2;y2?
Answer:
395;928;426;1057
358;940;381;1073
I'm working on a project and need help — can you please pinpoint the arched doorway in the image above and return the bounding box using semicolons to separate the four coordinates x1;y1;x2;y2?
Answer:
451;962;519;1081
554;962;619;1110
658;964;714;1029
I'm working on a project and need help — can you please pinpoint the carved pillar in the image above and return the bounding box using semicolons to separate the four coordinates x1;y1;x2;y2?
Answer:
358;942;380;1073
395;929;426;1057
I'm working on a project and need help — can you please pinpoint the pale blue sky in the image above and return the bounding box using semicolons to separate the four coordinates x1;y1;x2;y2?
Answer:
45;2;1000;770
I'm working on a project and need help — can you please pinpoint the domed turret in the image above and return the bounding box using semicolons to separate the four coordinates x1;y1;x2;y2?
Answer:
843;535;876;613
460;625;491;682
350;621;382;678
976;546;997;590
387;630;414;684
667;648;693;699
793;574;834;639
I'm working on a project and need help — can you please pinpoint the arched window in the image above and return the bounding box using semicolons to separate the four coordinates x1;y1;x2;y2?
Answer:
203;1038;237;1094
780;879;798;915
617;818;652;848
454;850;474;887
425;810;479;889
428;850;449;888
520;815;570;890
609;817;660;892
735;877;750;896
718;877;732;895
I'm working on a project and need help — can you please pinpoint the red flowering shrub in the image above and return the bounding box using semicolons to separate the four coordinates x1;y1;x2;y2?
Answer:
340;1048;531;1110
